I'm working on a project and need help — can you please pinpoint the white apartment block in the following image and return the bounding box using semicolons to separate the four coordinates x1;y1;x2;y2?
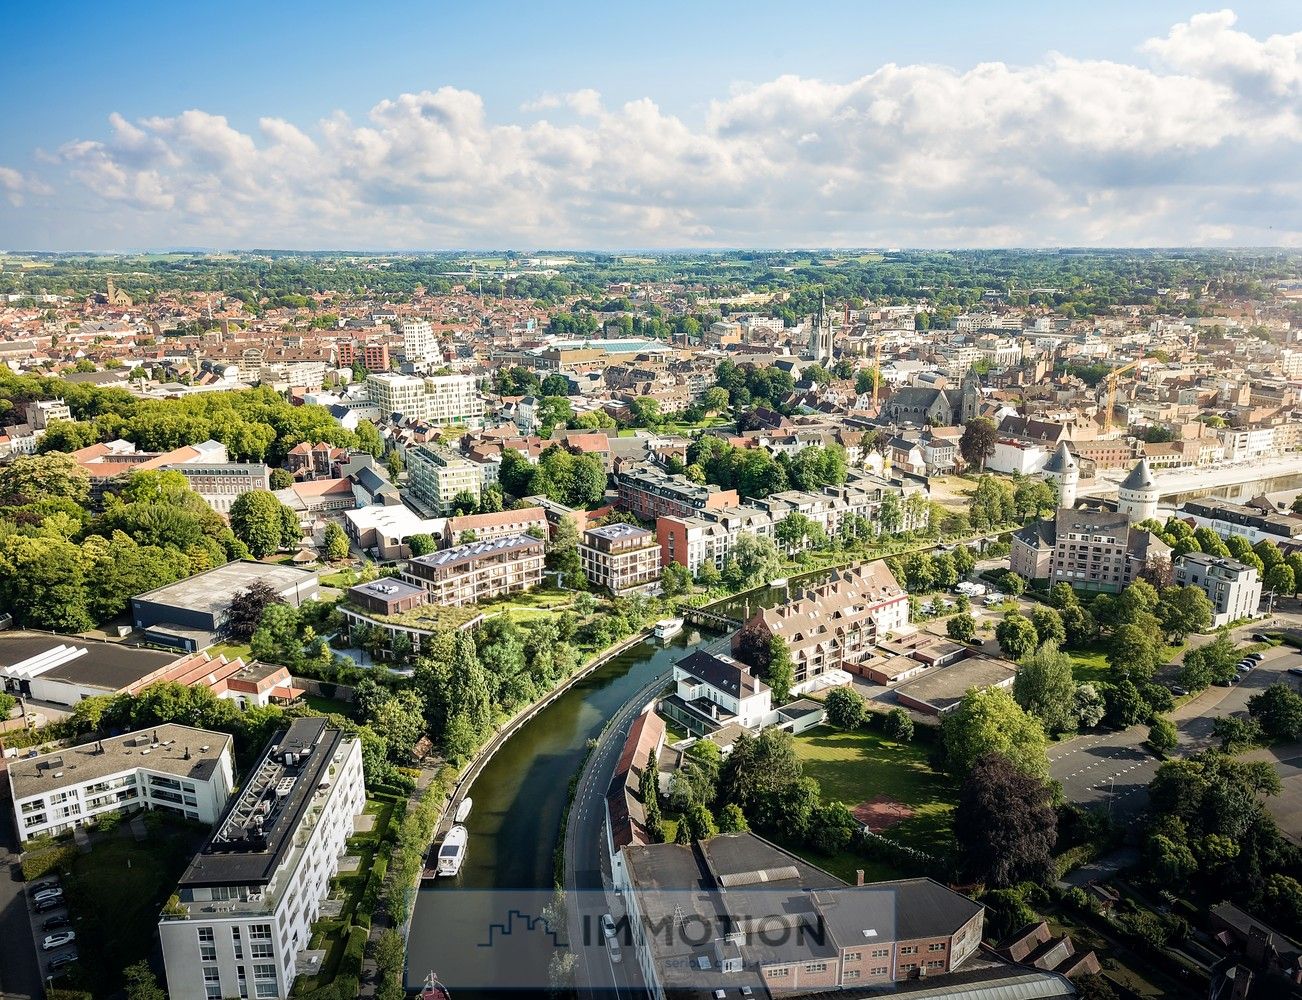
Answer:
406;444;484;515
1175;553;1263;628
401;320;441;363
160;719;365;1000
423;373;484;427
366;372;429;420
8;724;234;843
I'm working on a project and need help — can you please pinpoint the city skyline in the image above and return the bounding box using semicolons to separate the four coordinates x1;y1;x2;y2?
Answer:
1;3;1300;250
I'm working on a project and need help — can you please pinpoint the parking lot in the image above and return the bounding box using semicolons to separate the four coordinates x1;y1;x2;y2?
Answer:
24;876;80;988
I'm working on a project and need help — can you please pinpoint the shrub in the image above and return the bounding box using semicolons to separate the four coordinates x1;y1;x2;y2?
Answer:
338;925;369;980
21;843;77;881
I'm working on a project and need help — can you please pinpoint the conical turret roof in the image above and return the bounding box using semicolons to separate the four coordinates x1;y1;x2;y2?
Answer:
1042;441;1076;475
1120;457;1155;492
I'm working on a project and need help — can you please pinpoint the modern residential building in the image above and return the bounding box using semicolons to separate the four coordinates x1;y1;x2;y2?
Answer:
9;724;234;843
400;319;439;363
580;523;662;595
733;561;910;691
616;463;739;521
661;651;771;735
1179;497;1302;546
401;534;545;607
1175;553;1263;627
365;372;429;419
159;719;365;1000
406;444;484;515
361;342;390;372
423;373;484;427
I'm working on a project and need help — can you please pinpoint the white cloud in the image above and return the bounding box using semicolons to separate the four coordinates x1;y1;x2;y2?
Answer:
10;9;1302;248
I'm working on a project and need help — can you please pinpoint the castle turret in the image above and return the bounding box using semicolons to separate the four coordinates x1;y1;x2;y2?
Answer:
1117;457;1158;524
1041;441;1078;510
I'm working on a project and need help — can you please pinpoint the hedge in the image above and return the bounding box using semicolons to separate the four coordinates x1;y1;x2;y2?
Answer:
21;843;78;881
337;925;368;981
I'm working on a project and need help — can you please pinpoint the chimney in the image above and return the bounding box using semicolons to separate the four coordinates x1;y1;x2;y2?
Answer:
856;869;865;887
184;747;192;761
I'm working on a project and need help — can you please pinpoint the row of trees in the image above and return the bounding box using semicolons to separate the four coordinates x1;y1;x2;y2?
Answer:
499;444;607;509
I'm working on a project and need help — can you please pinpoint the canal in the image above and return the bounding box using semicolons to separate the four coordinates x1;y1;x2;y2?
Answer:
404;569;839;990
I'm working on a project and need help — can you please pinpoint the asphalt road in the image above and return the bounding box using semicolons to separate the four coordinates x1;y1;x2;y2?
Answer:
0;784;45;1000
564;669;668;998
1050;625;1302;825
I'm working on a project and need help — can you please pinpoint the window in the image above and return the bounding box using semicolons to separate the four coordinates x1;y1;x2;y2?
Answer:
871;966;889;976
804;963;827;973
232;927;244;961
928;942;946;952
255;984;278;999
203;966;221;1000
251;941;274;959
899;945;916;955
767;968;789;978
845;951;861;961
871;947;889;958
927;960;945;969
845;970;861;980
250;925;273;939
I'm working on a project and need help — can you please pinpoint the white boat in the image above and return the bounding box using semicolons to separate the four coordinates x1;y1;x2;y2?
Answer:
453;798;472;824
436;825;468;876
770;577;789;588
654;618;684;639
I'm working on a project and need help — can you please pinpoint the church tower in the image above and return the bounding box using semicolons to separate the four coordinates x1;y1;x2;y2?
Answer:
959;368;981;424
1117;457;1159;524
1041;441;1078;510
805;290;834;364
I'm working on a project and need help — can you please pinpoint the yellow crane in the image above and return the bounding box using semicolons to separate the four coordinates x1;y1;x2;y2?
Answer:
1103;356;1144;436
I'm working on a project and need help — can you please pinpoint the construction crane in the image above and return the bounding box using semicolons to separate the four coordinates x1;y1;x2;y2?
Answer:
871;333;884;409
1103;356;1144;436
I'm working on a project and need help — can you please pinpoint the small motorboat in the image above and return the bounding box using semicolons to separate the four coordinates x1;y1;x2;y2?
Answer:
420;970;451;1000
436;825;468;876
770;577;789;588
453;797;472;824
654;618;684;639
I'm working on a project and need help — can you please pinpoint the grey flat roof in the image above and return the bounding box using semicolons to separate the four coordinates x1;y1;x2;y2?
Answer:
132;561;318;616
9;724;231;801
179;718;343;888
0;634;178;691
348;578;425;601
895;656;1017;712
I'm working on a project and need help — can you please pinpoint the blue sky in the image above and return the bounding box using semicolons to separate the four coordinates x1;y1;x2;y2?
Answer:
1;2;1300;249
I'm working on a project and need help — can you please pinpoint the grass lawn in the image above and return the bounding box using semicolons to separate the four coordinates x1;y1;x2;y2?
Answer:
792;726;958;859
1067;640;1185;684
207;641;252;661
61;820;208;995
306;694;357;719
321;568;362;588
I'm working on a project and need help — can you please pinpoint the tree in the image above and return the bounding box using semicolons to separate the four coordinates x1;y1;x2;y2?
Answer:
1104;678;1148;728
885;707;914;742
1179;632;1239;691
1002;572;1026;597
954;753;1057;887
1108;623;1162;682
229;489;298;557
269;467;294;489
1148;716;1179;752
660;562;693;598
825;687;866;729
942;687;1049;779
1029;606;1065;648
1248;684;1302;743
947;612;976;644
1267;564;1296;602
451;490;479;516
546;516;583;587
717;803;749;833
322;521;349;561
766;636;794;705
123;961;167;1000
407;533;437;557
1075;683;1106;728
1049;582;1079;609
224;581;285;640
1060;604;1098;648
729;533;783;588
996;614;1038;660
0;452;90;506
1013;642;1079;735
1156;585;1213;641
959;418;998;470
807;801;858;854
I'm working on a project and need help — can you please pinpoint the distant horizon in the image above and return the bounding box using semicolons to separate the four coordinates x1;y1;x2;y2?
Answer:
2;3;1300;250
4;246;1300;257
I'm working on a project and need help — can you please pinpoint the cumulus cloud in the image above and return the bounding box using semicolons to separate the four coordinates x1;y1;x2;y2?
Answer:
10;10;1302;248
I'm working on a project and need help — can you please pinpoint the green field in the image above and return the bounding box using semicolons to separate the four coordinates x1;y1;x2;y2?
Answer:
1067;640;1185;684
792;726;958;860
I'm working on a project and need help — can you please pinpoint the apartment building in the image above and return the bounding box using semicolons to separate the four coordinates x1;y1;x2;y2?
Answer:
401;535;545;607
616;833;990;1000
1175;553;1263;628
159;719;365;1000
400;320;439;363
441;506;548;547
616;463;739;521
423;373;485;427
406;444;484;515
366;372;428;419
361;342;390;372
580;523;662;595
1179;497;1302;546
1045;509;1170;595
167;462;271;514
734;561;909;690
9;724;234;843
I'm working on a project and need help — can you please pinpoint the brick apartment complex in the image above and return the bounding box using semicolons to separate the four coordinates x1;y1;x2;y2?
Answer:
616;463;739;521
441;506;548;547
401;535;545;607
1012;509;1171;595
580;523;662;595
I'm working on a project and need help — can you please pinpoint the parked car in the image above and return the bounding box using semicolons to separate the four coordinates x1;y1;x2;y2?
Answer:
1289;667;1302;677
1171;686;1188;696
1237;662;1253;672
1247;652;1265;662
33;888;63;904
47;952;78;973
1252;633;1271;642
27;880;58;895
42;931;75;951
42;916;71;932
606;934;622;964
34;898;63;915
600;913;616;939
